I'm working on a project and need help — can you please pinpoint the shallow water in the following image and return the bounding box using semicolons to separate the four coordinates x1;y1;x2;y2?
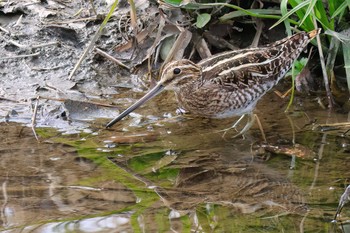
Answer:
0;91;350;233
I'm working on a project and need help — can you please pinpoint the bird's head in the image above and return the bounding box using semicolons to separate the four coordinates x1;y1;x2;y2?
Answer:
106;59;201;128
158;59;202;91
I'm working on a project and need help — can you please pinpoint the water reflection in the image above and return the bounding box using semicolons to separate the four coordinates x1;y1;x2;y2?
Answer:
1;92;350;232
3;214;133;233
0;124;136;232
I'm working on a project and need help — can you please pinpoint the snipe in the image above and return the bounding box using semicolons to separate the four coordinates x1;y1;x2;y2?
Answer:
107;29;320;131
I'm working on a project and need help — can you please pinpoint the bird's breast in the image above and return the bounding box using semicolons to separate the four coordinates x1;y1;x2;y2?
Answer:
174;80;273;118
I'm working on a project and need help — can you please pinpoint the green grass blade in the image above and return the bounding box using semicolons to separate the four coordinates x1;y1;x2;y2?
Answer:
314;0;333;30
299;0;317;26
288;0;315;30
162;0;299;25
335;29;350;92
159;0;213;9
331;1;347;19
342;39;350;92
128;0;138;32
312;9;334;107
324;29;350;43
325;36;341;81
329;0;345;15
68;0;119;79
204;2;297;24
281;0;292;36
285;65;296;112
201;2;277;17
332;0;350;24
220;9;281;21
269;0;311;30
281;0;294;110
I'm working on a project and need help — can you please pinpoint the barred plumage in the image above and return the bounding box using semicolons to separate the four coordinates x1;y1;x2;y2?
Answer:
107;29;320;128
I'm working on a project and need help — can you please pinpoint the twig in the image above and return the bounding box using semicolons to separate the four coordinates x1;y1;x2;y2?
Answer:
250;18;263;48
317;122;350;128
14;14;23;27
128;0;139;34
107;157;155;187
8;40;26;48
89;0;98;16
32;41;60;49
44;16;101;25
37;96;117;108
274;88;292;98
94;48;131;70
0;25;10;34
44;82;65;94
312;12;334;108
68;0;119;80
0;52;41;60
254;114;267;143
0;97;19;102
8;40;59;50
27;64;66;71
31;96;40;141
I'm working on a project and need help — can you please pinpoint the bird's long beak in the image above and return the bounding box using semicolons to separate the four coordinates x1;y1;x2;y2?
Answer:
106;83;165;128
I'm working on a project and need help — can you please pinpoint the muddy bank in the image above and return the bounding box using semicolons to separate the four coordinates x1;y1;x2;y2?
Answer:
0;0;157;132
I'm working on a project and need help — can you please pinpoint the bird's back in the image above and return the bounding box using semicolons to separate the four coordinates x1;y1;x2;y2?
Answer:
198;31;317;89
176;30;319;118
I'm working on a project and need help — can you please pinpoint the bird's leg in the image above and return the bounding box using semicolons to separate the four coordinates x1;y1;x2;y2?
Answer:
232;114;267;141
218;113;267;141
218;114;253;138
232;114;247;131
232;113;255;138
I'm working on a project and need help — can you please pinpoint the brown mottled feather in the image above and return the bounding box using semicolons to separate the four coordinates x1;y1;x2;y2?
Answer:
106;30;320;128
166;30;319;118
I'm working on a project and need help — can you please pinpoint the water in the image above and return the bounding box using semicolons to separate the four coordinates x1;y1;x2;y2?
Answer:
0;91;350;233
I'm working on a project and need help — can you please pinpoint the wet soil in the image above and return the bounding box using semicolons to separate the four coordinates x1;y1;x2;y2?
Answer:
0;0;153;131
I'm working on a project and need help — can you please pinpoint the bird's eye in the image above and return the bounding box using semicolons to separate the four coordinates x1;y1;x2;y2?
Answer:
173;68;181;75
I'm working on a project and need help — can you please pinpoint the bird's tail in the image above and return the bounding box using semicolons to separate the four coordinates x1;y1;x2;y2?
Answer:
307;28;321;40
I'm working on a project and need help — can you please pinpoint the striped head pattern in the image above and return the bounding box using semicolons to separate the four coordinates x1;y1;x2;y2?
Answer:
159;59;202;91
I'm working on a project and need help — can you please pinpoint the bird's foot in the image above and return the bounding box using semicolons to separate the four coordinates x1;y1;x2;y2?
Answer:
217;114;254;139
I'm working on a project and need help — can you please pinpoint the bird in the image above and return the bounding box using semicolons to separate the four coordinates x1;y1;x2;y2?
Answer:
106;29;320;134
